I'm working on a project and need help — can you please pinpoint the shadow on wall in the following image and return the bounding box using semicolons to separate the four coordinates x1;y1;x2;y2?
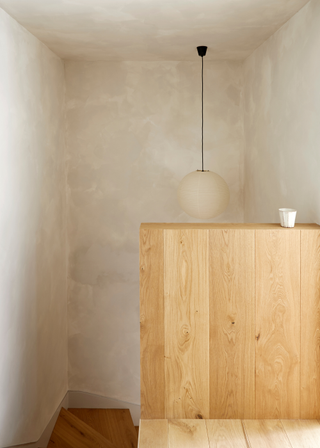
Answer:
0;8;67;447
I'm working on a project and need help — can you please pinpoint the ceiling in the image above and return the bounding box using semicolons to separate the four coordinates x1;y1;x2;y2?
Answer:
0;0;310;61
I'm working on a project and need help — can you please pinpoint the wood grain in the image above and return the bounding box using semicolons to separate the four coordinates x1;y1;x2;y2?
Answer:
301;230;320;418
168;419;209;448
209;230;255;418
138;419;320;448
164;230;209;419
140;228;165;419
140;225;320;420
205;420;248;448
243;420;292;448
47;408;116;448
282;419;320;447
255;230;300;419
68;409;137;448
138;420;168;448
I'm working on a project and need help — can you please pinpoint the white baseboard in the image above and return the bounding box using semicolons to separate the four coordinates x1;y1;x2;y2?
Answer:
5;392;69;448
68;390;141;426
5;391;141;448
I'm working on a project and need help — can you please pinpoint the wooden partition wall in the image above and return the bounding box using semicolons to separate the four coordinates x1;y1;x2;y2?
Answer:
140;223;320;420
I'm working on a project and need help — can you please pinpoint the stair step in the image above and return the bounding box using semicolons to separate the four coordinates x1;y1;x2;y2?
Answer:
69;408;138;448
47;407;117;448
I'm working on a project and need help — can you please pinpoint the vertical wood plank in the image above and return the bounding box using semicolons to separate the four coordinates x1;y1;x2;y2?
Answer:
209;230;255;418
243;420;292;448
140;228;165;418
168;420;209;448
206;420;248;448
281;419;320;448
256;230;300;419
164;230;209;419
301;230;320;418
138;420;168;448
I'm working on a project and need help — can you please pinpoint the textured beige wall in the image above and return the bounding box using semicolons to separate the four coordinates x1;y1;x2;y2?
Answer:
65;60;244;404
1;0;318;440
0;8;67;447
243;0;320;223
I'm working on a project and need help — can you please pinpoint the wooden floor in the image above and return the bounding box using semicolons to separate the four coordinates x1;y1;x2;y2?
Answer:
47;408;138;448
138;419;320;448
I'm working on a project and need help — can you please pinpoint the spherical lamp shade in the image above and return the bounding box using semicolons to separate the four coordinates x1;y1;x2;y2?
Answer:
178;170;230;219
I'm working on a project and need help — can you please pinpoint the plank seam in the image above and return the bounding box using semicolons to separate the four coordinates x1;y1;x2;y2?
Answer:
279;420;294;448
204;420;211;448
254;230;256;419
164;229;166;419
254;230;257;419
162;228;165;420
206;229;210;420
209;230;211;419
300;230;301;419
240;421;252;448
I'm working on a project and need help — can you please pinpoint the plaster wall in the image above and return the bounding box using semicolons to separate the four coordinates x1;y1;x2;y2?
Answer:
65;60;244;405
0;0;310;62
243;0;320;223
0;8;67;447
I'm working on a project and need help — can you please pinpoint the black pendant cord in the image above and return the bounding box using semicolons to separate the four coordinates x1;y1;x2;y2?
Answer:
201;54;204;172
197;46;207;171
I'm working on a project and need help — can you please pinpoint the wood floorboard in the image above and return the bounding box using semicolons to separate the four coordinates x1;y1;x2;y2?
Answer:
168;420;209;448
138;419;320;448
68;408;137;448
242;420;292;448
139;420;168;448
205;420;248;448
47;408;116;448
281;419;320;448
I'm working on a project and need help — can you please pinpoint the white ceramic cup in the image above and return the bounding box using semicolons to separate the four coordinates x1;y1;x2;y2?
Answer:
279;208;297;228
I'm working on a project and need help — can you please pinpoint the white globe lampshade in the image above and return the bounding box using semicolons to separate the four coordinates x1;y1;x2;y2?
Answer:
178;170;230;219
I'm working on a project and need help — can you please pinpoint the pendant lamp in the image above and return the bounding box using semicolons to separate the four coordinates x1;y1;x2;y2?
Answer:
178;46;230;220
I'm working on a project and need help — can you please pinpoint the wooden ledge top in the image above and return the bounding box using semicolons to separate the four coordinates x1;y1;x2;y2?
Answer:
140;223;320;230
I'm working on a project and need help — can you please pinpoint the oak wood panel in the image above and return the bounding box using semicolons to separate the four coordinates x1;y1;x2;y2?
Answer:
47;408;116;448
138;419;320;448
68;409;137;448
242;420;292;448
164;230;209;419
140;228;165;419
205;420;248;448
301;230;320;418
138;420;168;448
282;419;320;448
168;419;209;448
209;230;255;418
255;230;300;419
